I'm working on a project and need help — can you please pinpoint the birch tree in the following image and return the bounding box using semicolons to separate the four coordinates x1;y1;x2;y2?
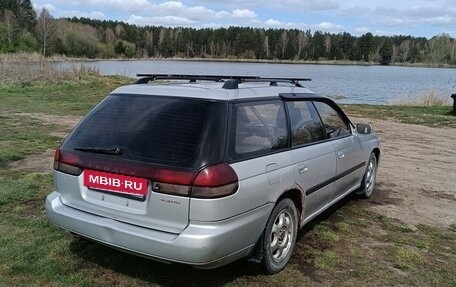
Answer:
36;8;55;57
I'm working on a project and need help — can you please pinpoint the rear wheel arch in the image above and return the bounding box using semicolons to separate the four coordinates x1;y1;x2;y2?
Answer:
277;188;304;225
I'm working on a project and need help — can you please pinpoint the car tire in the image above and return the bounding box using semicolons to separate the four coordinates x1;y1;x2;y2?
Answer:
356;152;377;199
261;198;298;274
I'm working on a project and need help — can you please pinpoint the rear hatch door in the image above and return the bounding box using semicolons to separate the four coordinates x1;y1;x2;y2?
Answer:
55;94;226;233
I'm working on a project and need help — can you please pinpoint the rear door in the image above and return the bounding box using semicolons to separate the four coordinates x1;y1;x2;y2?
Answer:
285;101;337;220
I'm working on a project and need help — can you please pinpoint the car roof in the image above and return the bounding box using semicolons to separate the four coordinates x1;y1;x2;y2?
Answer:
111;81;320;101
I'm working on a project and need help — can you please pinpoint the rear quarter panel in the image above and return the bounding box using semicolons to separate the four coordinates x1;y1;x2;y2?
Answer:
189;151;295;221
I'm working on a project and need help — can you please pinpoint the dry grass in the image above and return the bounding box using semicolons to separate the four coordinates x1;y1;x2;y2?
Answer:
0;61;99;86
392;87;451;106
0;52;75;62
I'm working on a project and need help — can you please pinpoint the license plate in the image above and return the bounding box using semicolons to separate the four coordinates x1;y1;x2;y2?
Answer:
83;170;148;196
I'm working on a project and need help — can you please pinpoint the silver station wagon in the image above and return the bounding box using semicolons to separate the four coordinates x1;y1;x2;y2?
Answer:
46;74;380;274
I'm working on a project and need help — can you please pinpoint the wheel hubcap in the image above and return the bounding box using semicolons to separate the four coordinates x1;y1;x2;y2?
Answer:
365;158;376;195
270;210;294;262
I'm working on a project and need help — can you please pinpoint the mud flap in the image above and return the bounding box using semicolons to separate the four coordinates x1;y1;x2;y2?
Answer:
247;231;264;263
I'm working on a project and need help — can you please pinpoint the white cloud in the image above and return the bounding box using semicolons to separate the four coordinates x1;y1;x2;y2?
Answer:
198;0;339;12
33;3;58;13
60;10;106;19
128;15;195;26
264;19;282;26
260;19;344;33
273;0;339;11
317;21;343;30
231;9;257;19
88;0;153;12
34;2;105;19
355;26;370;34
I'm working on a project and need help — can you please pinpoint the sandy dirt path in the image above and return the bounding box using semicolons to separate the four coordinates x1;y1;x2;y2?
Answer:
12;113;456;227
351;117;456;227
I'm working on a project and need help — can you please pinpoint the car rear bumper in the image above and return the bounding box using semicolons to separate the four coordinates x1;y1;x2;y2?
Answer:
45;191;272;268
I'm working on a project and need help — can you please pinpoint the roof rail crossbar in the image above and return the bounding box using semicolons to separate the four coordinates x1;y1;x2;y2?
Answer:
222;77;311;89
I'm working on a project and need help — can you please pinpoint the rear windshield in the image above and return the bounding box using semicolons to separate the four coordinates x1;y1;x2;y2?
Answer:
63;94;226;169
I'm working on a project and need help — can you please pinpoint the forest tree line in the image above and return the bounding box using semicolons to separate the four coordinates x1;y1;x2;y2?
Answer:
1;1;456;65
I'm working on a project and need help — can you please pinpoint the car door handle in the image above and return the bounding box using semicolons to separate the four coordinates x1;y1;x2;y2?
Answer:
337;152;345;159
297;163;308;174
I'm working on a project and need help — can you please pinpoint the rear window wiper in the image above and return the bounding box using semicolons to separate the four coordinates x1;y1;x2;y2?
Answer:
74;146;123;155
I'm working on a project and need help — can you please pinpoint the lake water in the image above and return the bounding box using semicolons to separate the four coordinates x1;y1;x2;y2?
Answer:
57;60;456;104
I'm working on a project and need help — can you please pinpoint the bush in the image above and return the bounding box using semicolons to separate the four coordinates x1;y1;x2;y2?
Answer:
97;43;116;58
16;31;39;52
114;40;136;58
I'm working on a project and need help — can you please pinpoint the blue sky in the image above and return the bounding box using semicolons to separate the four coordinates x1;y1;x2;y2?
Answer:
32;0;456;38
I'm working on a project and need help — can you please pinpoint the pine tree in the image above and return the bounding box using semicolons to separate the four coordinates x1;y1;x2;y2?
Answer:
0;0;36;31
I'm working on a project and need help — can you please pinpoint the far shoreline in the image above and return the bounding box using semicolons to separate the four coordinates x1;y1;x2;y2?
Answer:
1;53;455;69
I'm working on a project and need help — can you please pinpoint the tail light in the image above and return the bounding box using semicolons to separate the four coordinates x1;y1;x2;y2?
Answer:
191;163;239;199
144;163;239;198
54;147;238;199
54;147;83;176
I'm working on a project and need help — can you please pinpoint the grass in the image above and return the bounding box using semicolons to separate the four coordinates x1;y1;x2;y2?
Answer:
0;74;130;116
313;250;340;269
0;114;61;165
0;72;455;286
392;245;426;271
343;104;456;128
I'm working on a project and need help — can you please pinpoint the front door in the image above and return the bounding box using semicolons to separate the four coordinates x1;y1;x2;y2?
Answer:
285;101;337;220
313;101;365;201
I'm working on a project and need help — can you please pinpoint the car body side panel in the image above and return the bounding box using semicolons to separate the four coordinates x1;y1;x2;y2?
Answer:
291;142;337;220
330;134;366;201
190;151;295;221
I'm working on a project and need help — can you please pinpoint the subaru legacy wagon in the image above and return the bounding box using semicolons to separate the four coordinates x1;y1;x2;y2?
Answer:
46;74;380;274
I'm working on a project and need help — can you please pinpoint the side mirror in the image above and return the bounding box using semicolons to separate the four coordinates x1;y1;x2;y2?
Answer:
357;123;373;134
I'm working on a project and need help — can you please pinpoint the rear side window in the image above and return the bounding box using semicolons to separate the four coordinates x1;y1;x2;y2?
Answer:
313;101;351;138
229;101;287;159
63;94;226;168
287;101;326;146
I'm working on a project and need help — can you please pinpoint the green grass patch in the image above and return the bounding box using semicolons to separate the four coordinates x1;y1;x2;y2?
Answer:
0;74;130;116
392;235;430;249
392;245;426;270
334;221;350;232
313;250;340;269
0;114;61;165
319;229;341;242
0;170;53;206
343;104;456;128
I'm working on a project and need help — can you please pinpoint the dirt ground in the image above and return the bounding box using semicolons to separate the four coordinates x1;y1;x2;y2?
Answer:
351;117;456;227
13;113;456;228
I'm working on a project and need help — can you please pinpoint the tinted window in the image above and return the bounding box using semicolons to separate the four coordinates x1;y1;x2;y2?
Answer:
230;101;287;159
63;94;226;168
287;101;326;146
314;101;350;138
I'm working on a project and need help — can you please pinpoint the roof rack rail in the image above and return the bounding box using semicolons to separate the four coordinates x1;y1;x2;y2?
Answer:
135;74;259;84
134;74;311;89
